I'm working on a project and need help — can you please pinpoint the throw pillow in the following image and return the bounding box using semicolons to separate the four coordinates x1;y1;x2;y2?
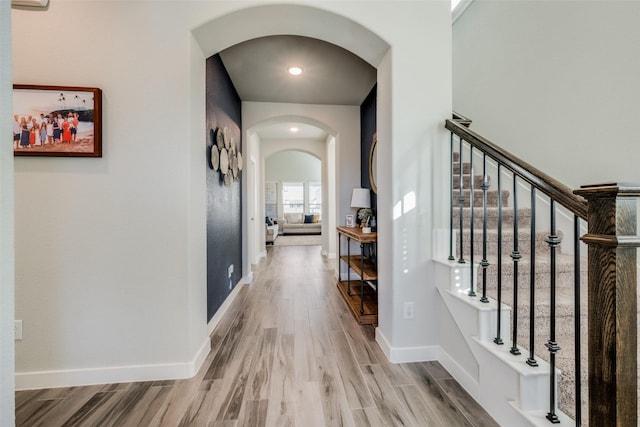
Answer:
265;216;272;226
304;214;314;224
313;214;319;223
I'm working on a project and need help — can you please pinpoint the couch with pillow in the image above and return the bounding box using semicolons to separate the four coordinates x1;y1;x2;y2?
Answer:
280;213;321;235
265;217;279;244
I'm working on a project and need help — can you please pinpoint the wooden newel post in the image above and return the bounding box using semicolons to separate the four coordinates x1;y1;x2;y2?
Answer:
574;183;640;426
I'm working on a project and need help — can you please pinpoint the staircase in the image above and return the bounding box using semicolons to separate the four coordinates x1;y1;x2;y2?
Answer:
441;115;640;426
451;150;587;423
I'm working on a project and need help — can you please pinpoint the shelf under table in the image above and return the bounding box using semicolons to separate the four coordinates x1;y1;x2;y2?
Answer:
336;280;378;325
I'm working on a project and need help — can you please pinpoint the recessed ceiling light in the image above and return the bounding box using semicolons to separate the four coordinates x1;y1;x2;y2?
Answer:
290;127;299;133
288;66;303;76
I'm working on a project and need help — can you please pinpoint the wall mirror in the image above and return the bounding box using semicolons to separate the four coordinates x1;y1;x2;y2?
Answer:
369;133;377;193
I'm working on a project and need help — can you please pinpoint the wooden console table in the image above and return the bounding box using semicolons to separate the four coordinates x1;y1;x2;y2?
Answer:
336;226;377;325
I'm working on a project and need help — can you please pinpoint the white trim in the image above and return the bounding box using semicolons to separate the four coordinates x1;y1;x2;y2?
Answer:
15;277;254;390
438;347;479;397
375;328;438;363
208;281;247;335
15;336;211;391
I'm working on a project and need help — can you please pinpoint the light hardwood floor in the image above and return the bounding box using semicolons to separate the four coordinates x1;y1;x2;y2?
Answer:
15;245;498;426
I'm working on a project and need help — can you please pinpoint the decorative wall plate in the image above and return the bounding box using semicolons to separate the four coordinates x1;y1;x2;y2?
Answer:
216;128;225;150
237;152;243;171
210;145;219;171
229;137;236;156
231;155;238;178
223;127;231;149
219;147;229;174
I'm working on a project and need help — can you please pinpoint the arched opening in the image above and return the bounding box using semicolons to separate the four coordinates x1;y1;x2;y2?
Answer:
245;115;338;264
192;6;389;331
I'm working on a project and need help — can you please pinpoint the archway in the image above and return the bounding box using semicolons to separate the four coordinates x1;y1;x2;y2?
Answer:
190;2;390;303
245;114;338;264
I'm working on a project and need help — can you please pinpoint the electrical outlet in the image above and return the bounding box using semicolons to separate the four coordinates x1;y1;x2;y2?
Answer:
403;302;414;319
15;320;23;341
228;264;234;278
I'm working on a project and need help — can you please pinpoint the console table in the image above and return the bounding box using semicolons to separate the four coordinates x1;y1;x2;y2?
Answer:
336;226;377;325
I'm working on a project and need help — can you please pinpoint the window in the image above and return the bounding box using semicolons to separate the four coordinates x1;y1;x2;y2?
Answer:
282;182;304;213
308;182;322;219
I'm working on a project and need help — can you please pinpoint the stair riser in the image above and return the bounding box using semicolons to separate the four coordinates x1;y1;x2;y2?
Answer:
452;174;486;189
471;269;578;292
457;230;563;256
452;163;472;175
453;208;531;228
453;189;509;208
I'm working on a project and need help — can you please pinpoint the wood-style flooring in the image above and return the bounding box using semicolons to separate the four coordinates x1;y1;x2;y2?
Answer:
15;245;498;426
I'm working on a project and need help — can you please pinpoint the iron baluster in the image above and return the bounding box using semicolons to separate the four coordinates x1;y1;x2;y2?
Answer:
545;200;561;424
573;216;582;426
449;133;455;261
510;174;521;355
480;154;489;303
458;139;466;264
469;146;476;297
360;243;365;315
494;164;504;345
526;187;538;367
347;236;352;295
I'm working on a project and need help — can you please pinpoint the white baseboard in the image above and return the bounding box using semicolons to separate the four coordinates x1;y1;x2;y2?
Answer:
438;347;479;397
15;280;253;391
208;281;246;335
15;335;211;391
375;328;439;363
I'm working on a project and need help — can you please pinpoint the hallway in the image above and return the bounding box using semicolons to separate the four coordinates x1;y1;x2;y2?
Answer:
15;246;496;426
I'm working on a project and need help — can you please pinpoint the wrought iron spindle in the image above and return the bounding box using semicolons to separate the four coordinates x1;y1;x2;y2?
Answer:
494;164;504;345
510;174;521;355
449;134;455;261
480;154;489;303
573;216;582;426
458;139;466;264
527;187;538;367
545;200;561;424
347;236;352;295
469;147;476;297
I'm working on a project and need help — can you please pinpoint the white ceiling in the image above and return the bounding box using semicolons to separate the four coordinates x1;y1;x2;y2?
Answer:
219;35;377;141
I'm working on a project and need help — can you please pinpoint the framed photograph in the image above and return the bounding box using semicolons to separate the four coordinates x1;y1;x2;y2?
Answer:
346;214;355;227
12;85;102;157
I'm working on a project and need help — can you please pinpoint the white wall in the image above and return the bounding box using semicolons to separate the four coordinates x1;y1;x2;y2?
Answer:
265;149;322;183
373;2;453;360
453;0;640;189
1;1;15;423
9;0;452;391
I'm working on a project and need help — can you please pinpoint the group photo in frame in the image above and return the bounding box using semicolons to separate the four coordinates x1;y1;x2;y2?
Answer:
12;85;102;157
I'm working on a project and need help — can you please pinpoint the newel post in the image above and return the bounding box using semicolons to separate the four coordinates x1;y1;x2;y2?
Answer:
574;183;640;426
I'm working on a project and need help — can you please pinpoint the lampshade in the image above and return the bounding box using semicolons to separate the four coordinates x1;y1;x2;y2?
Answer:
350;188;371;209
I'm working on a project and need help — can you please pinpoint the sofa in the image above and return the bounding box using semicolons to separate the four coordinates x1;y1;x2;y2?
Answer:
280;213;321;235
265;223;279;244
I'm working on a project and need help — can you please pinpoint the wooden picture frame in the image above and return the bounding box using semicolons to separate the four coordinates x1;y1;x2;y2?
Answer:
12;85;102;157
346;214;355;227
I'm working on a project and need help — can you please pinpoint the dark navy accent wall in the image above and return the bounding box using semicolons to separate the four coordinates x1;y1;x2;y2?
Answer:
205;54;243;322
360;84;377;212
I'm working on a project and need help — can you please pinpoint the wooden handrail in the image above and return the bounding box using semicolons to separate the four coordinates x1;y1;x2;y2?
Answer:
452;112;472;127
446;119;588;220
